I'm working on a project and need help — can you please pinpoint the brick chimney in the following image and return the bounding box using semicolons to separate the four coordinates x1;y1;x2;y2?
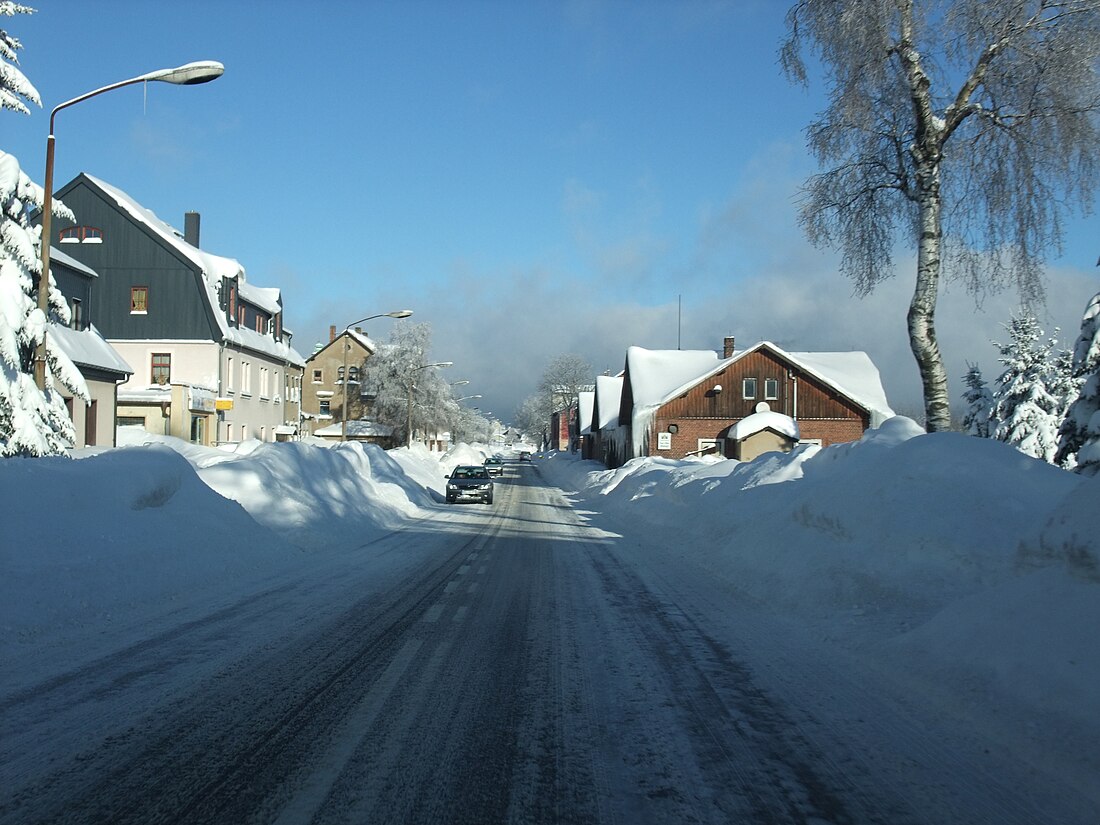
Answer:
329;325;337;342
723;336;735;359
184;211;200;247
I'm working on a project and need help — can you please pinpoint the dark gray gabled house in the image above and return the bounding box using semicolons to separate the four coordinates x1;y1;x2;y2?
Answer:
45;173;305;445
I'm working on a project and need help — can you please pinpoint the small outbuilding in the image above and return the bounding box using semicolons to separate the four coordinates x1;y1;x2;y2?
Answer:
726;406;800;461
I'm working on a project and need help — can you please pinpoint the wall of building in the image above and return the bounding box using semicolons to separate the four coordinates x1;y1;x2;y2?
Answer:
60;378;119;449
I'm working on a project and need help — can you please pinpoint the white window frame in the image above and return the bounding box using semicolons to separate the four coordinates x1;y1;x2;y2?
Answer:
764;377;779;400
697;438;723;456
742;377;757;399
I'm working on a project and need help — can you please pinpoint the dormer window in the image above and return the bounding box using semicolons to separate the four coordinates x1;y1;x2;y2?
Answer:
59;226;104;244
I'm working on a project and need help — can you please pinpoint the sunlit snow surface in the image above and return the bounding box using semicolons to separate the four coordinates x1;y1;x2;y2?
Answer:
1;419;1097;790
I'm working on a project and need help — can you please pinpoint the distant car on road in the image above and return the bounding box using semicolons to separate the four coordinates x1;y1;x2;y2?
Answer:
484;457;504;476
519;451;532;462
446;465;494;504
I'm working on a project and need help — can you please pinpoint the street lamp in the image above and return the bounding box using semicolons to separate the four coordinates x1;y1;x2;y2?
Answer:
34;61;224;389
406;361;452;447
340;310;413;442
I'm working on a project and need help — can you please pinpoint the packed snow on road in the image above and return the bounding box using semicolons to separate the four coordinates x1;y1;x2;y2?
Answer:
1;419;1097;823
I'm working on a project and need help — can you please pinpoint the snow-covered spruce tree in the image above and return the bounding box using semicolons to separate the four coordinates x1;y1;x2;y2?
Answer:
988;312;1065;463
0;152;88;456
1055;290;1100;474
1;2;40;115
960;362;993;438
1;7;89;456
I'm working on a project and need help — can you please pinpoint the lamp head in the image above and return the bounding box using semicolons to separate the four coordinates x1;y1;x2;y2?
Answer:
146;61;225;85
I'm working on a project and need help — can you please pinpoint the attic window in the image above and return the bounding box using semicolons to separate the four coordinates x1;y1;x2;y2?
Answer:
742;377;757;399
765;378;779;400
59;226;103;244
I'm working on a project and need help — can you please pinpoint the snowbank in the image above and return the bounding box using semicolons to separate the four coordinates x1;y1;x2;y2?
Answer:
539;417;1100;768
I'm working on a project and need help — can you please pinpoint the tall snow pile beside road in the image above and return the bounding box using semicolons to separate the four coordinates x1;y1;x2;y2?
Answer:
539;416;1100;775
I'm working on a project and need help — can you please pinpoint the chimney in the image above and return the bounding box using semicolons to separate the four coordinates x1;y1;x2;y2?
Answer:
184;211;201;247
329;325;337;342
723;336;735;359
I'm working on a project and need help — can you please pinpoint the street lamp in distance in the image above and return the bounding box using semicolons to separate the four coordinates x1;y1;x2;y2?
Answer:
340;310;414;442
35;61;224;390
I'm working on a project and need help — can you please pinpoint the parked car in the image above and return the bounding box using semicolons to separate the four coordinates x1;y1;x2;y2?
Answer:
484;457;504;476
519;451;532;462
446;465;494;504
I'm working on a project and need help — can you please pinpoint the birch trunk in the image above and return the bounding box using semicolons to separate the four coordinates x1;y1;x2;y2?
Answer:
908;165;951;432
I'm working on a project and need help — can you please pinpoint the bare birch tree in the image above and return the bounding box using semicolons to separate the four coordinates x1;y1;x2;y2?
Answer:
782;0;1100;431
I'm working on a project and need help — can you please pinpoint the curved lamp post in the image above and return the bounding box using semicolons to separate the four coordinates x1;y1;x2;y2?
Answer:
406;361;452;447
35;60;225;389
340;310;413;441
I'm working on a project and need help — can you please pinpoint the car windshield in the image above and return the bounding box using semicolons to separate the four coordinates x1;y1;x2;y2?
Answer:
454;467;488;479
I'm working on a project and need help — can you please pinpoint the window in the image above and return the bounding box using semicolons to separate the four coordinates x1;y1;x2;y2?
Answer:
228;286;237;321
151;353;171;385
241;361;252;394
260;367;270;399
237;305;246;326
742;377;757;399
765;378;779;400
226;357;235;392
698;438;723;456
337;365;346;383
256;315;266;334
131;286;148;313
319;400;331;417
85;399;98;446
312;369;323;383
59;226;103;244
190;415;205;445
70;298;82;330
348;366;360;384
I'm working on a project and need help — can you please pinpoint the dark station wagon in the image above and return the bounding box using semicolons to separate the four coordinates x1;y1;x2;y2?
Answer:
446;465;494;504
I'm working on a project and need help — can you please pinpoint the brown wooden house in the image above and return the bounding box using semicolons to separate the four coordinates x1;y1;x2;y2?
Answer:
618;339;893;462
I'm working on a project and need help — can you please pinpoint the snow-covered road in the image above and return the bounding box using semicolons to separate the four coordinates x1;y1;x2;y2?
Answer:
2;457;1096;824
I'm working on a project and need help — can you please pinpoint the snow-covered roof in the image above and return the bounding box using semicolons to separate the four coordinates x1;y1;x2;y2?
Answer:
626;346;722;409
238;281;282;315
594;375;624;431
117;386;173;404
49;323;132;376
730;410;800;442
578;391;595;435
347;329;377;354
49;246;97;278
79;174;302;367
625;347;722;455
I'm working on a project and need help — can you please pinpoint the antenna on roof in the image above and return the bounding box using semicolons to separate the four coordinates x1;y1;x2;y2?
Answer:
677;294;681;350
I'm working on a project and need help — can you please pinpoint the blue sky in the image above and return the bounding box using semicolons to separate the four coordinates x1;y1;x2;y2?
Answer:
6;0;1098;423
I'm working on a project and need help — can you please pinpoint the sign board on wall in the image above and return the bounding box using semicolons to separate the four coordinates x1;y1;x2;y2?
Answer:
657;432;672;450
